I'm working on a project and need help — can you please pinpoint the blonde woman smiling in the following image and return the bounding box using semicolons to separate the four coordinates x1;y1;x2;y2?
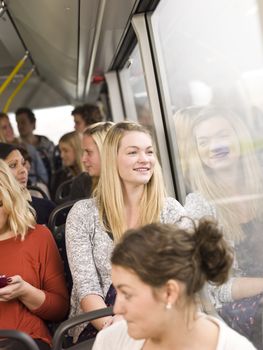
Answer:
66;121;186;342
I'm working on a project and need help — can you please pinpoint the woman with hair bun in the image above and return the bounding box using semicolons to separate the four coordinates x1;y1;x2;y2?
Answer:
92;218;255;350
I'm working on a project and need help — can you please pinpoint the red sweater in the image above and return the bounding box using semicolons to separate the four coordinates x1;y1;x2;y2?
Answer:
0;225;69;345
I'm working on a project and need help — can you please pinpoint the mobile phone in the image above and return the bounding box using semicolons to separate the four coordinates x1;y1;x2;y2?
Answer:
0;275;7;288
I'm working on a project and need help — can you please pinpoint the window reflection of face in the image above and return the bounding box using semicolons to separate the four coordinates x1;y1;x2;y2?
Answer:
194;117;240;171
81;135;101;176
117;131;155;187
5;150;28;188
112;265;166;341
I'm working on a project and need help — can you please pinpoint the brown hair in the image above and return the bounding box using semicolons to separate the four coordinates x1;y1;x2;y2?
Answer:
72;104;103;126
111;218;233;296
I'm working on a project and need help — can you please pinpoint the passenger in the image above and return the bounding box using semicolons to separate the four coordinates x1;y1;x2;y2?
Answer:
18;145;51;199
50;131;83;201
93;219;256;350
15;107;55;181
69;121;114;200
174;105;263;348
0;160;69;350
0;143;55;225
66;121;186;342
0;112;49;185
72;103;103;134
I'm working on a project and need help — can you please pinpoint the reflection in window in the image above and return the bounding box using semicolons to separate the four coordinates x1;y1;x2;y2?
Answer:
124;46;153;128
152;0;263;348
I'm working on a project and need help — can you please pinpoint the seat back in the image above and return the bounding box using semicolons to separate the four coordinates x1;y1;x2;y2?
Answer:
52;307;114;350
55;179;74;204
48;200;78;293
28;185;49;199
0;329;40;350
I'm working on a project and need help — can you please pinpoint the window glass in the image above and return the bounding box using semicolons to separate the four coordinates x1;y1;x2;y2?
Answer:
120;45;153;128
9;105;74;144
151;0;263;347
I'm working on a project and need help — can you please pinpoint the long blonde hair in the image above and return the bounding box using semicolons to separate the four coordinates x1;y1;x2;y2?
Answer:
83;121;114;191
175;106;263;241
96;121;166;241
59;131;83;176
0;160;36;240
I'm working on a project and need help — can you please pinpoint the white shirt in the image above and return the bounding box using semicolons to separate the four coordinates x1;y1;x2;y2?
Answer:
92;316;256;350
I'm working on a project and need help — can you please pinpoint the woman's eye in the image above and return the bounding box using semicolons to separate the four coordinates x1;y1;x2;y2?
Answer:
123;293;132;300
218;133;229;139
198;142;207;147
8;163;16;169
128;151;136;155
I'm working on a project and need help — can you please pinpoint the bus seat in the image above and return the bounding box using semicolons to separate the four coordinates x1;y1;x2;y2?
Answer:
28;185;49;199
0;329;40;350
48;200;78;294
52;307;114;350
55;178;74;204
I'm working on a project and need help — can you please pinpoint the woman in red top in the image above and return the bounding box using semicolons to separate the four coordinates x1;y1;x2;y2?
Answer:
0;160;69;350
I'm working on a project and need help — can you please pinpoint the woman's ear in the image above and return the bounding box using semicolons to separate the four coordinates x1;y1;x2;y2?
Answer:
164;279;181;307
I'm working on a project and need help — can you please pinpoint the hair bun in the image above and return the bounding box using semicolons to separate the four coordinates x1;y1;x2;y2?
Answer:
194;217;233;285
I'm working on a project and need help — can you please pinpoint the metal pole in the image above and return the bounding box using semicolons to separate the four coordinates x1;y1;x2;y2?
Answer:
0;52;29;96
3;67;34;112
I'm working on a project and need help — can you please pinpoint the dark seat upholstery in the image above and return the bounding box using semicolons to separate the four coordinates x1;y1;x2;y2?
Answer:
28;185;49;199
48;200;78;294
52;307;114;350
55;179;74;204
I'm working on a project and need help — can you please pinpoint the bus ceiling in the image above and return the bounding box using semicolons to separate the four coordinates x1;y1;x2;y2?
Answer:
0;0;160;112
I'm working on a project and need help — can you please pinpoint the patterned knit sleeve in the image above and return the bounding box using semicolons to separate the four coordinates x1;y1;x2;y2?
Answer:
184;192;217;219
161;197;187;224
66;199;104;300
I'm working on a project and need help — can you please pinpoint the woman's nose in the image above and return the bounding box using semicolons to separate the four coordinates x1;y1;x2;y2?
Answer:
138;152;148;162
210;143;228;154
82;152;88;163
113;296;124;315
19;165;27;174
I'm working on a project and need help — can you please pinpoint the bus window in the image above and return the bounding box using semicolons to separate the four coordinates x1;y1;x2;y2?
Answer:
9;105;74;144
150;0;263;348
119;45;153;128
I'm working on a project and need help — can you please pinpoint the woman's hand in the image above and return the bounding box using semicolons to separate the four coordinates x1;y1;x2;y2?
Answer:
102;314;123;329
0;275;45;310
0;275;26;301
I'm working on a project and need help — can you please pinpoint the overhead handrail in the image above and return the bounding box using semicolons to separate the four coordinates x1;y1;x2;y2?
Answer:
3;67;35;112
0;52;29;96
82;0;106;100
0;0;7;18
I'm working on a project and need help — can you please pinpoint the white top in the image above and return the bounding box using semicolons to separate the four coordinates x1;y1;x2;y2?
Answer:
92;317;256;350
